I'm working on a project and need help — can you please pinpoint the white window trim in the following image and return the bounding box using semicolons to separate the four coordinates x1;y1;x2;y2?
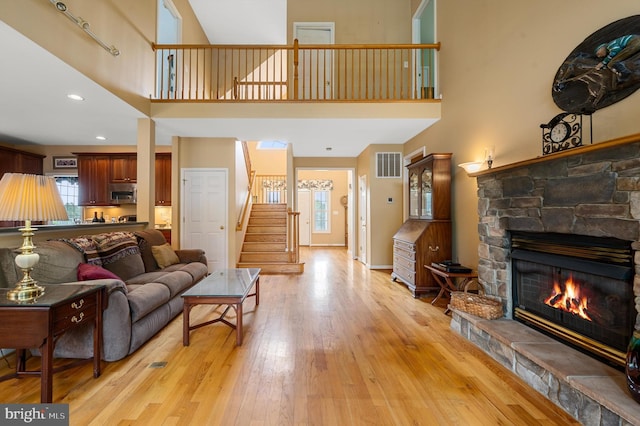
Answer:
312;189;331;234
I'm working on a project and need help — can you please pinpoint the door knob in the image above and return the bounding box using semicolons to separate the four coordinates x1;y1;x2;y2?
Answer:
220;225;225;230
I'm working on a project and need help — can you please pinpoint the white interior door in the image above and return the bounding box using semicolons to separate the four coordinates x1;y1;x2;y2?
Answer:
181;168;227;272
358;174;367;265
293;23;334;100
298;190;311;246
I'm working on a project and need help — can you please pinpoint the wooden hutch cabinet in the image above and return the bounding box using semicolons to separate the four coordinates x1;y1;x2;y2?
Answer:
392;153;452;297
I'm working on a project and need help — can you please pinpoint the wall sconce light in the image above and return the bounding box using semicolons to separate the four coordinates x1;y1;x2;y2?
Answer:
458;161;484;174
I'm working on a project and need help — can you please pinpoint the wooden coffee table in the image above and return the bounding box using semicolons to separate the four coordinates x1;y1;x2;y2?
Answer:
181;268;260;346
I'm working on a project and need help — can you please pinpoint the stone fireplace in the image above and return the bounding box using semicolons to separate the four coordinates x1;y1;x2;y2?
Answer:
450;133;640;424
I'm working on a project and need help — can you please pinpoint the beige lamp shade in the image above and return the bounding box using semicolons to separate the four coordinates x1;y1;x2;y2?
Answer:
0;173;68;221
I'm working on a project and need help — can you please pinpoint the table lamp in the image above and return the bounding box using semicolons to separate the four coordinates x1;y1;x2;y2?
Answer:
0;173;68;301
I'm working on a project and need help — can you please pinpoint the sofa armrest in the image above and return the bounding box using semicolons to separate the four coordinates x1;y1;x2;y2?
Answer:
59;278;128;296
39;279;132;361
175;249;207;265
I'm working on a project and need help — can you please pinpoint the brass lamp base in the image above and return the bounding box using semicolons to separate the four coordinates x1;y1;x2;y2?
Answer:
7;279;45;302
7;221;44;302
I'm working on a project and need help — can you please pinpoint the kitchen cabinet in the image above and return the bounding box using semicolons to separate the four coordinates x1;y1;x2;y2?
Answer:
0;145;44;176
155;153;171;206
0;145;45;227
110;154;137;183
159;229;171;244
76;154;111;206
392;153;452;297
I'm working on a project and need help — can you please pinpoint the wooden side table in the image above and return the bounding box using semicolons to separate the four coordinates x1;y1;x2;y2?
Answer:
424;265;478;313
0;284;106;403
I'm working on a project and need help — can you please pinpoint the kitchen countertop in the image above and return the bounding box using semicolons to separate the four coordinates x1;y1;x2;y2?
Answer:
0;221;148;234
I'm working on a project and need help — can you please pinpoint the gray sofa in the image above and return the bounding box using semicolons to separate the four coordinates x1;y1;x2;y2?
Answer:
0;229;208;361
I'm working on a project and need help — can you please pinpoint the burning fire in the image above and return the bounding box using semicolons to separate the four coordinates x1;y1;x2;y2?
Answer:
543;276;592;321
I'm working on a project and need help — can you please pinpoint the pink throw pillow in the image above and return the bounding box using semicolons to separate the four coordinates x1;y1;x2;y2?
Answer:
77;262;121;281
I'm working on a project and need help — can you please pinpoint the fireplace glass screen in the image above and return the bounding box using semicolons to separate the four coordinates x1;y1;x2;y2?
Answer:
511;232;634;364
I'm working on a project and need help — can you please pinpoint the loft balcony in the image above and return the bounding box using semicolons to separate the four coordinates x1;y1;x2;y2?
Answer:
152;41;441;102
149;41;442;156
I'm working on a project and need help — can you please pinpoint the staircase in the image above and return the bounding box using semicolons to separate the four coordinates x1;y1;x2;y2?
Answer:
237;203;304;274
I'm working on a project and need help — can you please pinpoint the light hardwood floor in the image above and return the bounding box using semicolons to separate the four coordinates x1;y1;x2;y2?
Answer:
0;247;579;425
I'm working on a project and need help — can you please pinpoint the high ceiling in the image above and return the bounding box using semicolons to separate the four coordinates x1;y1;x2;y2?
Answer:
0;4;435;158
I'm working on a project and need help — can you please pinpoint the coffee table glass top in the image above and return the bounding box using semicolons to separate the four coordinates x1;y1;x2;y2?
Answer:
182;268;260;298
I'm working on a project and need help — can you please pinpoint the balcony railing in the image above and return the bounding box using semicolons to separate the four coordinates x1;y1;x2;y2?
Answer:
252;175;287;204
152;41;440;102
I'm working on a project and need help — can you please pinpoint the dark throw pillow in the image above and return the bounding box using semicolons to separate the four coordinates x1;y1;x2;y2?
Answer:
77;262;121;281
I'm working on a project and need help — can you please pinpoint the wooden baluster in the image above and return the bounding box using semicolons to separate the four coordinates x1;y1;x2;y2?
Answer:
293;39;299;100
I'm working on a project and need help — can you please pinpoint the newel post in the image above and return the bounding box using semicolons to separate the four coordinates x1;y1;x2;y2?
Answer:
287;210;300;263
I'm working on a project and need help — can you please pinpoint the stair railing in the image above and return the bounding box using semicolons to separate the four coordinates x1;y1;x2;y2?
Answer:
236;170;256;231
253;175;287;204
152;41;441;101
287;209;300;263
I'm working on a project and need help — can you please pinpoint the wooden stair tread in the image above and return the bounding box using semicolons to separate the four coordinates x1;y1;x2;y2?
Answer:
239;203;299;274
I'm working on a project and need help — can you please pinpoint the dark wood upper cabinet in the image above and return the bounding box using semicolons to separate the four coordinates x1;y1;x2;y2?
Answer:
76;154;111;206
155;153;171;206
110;155;137;183
0;145;44;176
0;145;45;227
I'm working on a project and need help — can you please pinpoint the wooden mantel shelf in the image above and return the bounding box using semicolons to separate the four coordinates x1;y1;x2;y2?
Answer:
468;132;640;177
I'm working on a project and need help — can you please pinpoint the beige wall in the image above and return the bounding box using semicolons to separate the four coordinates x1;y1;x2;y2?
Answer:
248;141;287;175
405;0;640;269
356;144;404;268
0;0;207;114
288;0;412;43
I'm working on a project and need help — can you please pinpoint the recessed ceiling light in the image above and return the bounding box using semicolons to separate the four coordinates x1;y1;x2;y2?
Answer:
96;136;106;141
67;94;84;101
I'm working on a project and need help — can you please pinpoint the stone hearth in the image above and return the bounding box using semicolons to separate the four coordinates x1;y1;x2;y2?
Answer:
451;133;640;424
451;310;640;425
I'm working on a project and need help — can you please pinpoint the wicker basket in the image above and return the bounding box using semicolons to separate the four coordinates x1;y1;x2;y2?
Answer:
450;292;503;320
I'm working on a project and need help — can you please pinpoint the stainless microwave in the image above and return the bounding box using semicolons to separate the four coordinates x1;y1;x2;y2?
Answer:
109;183;137;204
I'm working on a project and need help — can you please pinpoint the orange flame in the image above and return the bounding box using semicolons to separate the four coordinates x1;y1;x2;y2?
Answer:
543;275;592;321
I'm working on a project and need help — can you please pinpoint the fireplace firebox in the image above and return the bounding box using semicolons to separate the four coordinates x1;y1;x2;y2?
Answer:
511;232;635;367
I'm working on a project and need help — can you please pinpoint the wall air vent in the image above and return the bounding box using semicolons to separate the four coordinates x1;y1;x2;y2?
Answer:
376;152;402;178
